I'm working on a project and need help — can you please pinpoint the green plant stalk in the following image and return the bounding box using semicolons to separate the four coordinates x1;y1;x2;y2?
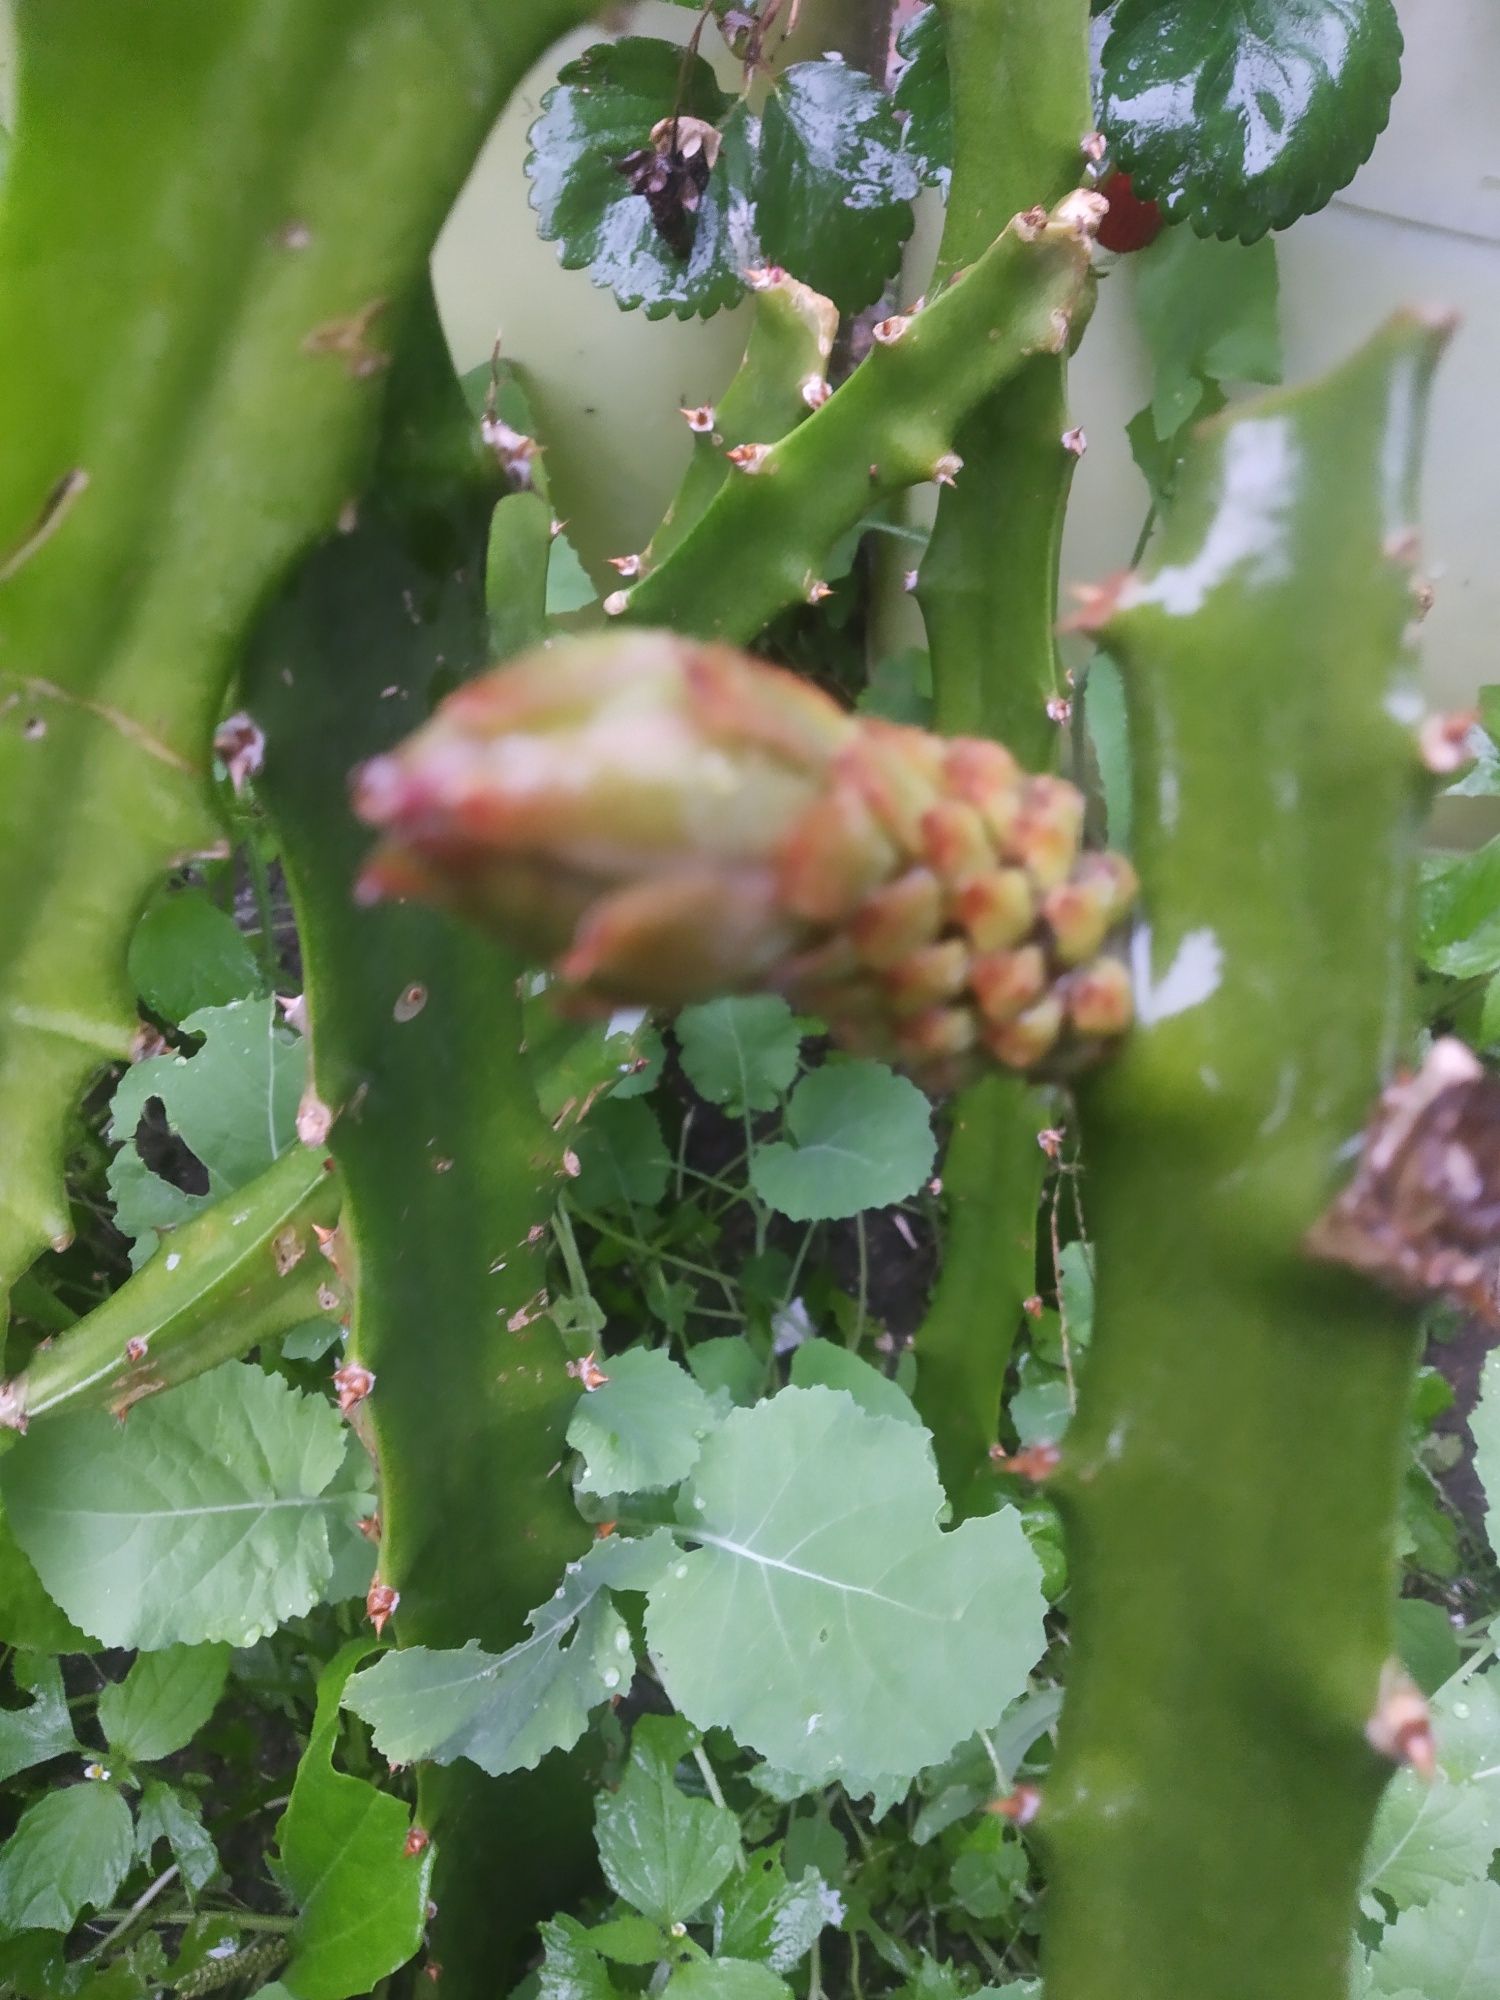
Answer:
1041;316;1447;2000
0;0;596;1312
0;1144;339;1433
249;290;592;1997
487;490;554;661
618;203;1094;640
645;274;837;566
911;0;1092;1504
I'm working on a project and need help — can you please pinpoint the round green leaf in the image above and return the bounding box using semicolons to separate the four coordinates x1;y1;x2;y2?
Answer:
646;1387;1047;1786
750;1062;935;1221
98;1644;230;1764
596;1715;742;1927
527;39;753;321
1101;0;1403;242
1369;1877;1500;1996
756;60;919;314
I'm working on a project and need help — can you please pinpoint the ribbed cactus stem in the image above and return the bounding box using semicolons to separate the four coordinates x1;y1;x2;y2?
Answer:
0;1144;340;1436
1039;316;1449;2000
646;270;838;570
615;195;1101;644
0;0;596;1310
911;0;1093;1505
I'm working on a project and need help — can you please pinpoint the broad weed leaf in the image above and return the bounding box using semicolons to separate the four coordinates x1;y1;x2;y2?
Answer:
1363;1670;1500;1910
106;996;306;1258
0;1654;81;1783
567;1347;719;1496
98;1644;230;1763
646;1387;1047;1785
344;1533;674;1776
596;1714;742;1927
1368;1877;1500;1996
0;1782;134;1933
278;1640;432;2000
0;1362;355;1648
1101;0;1402;241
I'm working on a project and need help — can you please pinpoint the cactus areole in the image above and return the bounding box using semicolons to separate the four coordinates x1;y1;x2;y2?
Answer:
352;633;1138;1089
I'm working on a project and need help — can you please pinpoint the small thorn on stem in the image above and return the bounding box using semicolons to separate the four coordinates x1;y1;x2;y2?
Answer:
903;568;920;594
404;1827;431;1858
367;1580;400;1635
567;1352;610;1391
1012;205;1050;243
125;1336;150;1364
988;1784;1042;1825
872;313;911;345
1419;709;1478;775
1046;695;1073;725
602;590;630;618
990;1441;1062;1483
334;1362;376;1413
801;375;831;410
804;576;835;604
726;441;773;474
932;451;963;489
1367;1662;1436;1780
680;404;716;433
1081;130;1109;166
607;553;645;579
1037;1127;1065;1160
1061;427;1087;457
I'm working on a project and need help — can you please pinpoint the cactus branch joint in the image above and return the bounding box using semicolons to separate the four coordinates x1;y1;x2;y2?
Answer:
350;632;1138;1092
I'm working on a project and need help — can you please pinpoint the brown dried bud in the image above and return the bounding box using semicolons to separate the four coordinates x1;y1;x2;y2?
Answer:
334;1362;376;1413
1306;1037;1500;1324
567;1352;610;1391
367;1581;400;1635
353;633;1138;1091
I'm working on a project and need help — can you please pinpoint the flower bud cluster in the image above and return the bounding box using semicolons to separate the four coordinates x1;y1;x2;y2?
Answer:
354;633;1138;1089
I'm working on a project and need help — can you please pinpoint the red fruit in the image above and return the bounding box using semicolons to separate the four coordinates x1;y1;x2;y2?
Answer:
1096;170;1165;254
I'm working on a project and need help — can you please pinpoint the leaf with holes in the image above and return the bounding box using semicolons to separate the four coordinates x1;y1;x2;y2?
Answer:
278;1641;432;2000
105;997;306;1259
596;1714;743;1927
1100;0;1403;241
0;1783;135;1933
568;1348;719;1496
1368;1877;1500;1996
0;1362;356;1648
645;1387;1047;1786
343;1533;674;1776
676;996;805;1116
527;39;756;321
750;1063;935;1222
755;61;919;313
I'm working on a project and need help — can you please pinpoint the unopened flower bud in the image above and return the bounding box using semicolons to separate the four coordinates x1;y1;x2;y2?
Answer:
353;633;1138;1089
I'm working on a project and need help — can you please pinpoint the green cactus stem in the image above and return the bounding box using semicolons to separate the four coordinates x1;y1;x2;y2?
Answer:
641;270;838;572
0;0;596;1313
248;294;592;1994
912;0;1093;1506
0;1144;340;1436
1039;315;1448;2000
614;194;1100;643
